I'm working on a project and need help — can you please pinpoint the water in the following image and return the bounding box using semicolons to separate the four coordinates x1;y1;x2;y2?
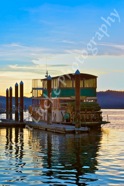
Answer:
0;111;32;121
0;109;124;186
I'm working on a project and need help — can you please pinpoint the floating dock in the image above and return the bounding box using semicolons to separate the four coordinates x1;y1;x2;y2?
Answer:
0;119;25;128
25;121;90;133
0;119;109;133
0;119;90;133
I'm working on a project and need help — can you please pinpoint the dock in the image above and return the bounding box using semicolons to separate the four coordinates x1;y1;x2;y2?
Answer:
25;121;90;133
0;119;90;133
0;119;25;128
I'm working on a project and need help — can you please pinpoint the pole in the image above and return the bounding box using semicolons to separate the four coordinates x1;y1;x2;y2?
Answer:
15;83;18;121
20;81;24;122
75;69;81;128
6;88;9;119
9;87;12;120
47;75;52;124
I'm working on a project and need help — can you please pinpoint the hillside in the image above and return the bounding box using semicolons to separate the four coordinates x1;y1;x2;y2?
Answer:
0;90;124;109
97;90;124;109
0;96;32;110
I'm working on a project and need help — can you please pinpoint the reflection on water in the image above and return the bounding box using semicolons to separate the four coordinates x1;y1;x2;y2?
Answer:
0;109;124;185
0;128;102;185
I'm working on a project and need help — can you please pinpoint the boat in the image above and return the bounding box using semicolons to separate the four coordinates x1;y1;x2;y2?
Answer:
29;70;109;128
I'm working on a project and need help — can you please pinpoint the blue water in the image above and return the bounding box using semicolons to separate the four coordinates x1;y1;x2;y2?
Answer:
0;109;124;185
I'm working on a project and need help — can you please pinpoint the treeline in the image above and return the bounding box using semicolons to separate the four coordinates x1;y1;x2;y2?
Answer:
0;90;124;109
97;90;124;109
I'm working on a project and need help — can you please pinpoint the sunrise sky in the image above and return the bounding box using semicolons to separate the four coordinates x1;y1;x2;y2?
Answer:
0;0;124;97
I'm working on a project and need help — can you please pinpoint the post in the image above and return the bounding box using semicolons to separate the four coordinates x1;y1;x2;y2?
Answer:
15;83;18;121
9;87;12;120
6;88;9;119
20;81;24;122
47;75;52;124
75;70;81;128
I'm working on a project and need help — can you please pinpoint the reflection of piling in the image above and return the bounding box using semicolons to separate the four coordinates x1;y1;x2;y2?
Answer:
20;81;24;122
47;133;53;176
9;87;12;120
15;128;19;157
47;75;52;124
15;83;18;121
75;138;82;184
20;128;24;159
75;70;81;128
6;88;9;119
5;128;13;151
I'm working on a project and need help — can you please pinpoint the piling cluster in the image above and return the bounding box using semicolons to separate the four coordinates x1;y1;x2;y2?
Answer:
6;81;24;122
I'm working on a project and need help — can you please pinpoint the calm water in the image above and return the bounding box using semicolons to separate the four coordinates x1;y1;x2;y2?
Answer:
0;109;124;186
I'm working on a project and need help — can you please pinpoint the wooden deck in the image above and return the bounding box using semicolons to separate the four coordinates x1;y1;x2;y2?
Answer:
25;121;90;133
0;118;109;133
0;119;25;128
0;119;90;133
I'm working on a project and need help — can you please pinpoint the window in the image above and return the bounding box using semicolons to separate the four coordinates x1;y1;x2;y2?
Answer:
65;80;72;87
32;79;42;88
84;79;96;88
32;89;43;97
52;79;59;88
43;80;47;89
73;80;84;87
80;80;84;87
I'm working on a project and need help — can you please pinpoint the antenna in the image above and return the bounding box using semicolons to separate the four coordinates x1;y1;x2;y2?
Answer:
44;55;54;78
45;56;48;78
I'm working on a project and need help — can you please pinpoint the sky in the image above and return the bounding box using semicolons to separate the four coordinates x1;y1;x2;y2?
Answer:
0;0;124;96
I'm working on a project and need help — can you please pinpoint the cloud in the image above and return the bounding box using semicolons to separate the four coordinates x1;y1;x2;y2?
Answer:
65;42;124;56
98;43;124;49
1;41;124;82
61;40;76;44
4;43;23;47
0;42;74;81
8;64;40;70
97;43;124;55
23;4;74;14
0;43;58;65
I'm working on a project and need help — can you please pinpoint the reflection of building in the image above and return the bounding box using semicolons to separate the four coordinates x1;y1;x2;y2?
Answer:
0;128;102;184
30;130;102;185
30;72;103;126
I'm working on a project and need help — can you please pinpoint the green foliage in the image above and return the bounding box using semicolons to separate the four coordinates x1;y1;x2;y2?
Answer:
69;102;101;111
80;102;101;111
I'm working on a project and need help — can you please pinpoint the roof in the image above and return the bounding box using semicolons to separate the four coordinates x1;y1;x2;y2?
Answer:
41;73;97;81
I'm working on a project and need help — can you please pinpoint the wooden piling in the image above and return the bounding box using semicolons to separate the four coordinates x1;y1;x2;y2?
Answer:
6;88;9;119
20;81;24;122
75;69;81;128
47;75;52;124
9;87;12;120
15;83;18;121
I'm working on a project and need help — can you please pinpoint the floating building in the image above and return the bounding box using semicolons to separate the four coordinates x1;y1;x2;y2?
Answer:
29;70;105;128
